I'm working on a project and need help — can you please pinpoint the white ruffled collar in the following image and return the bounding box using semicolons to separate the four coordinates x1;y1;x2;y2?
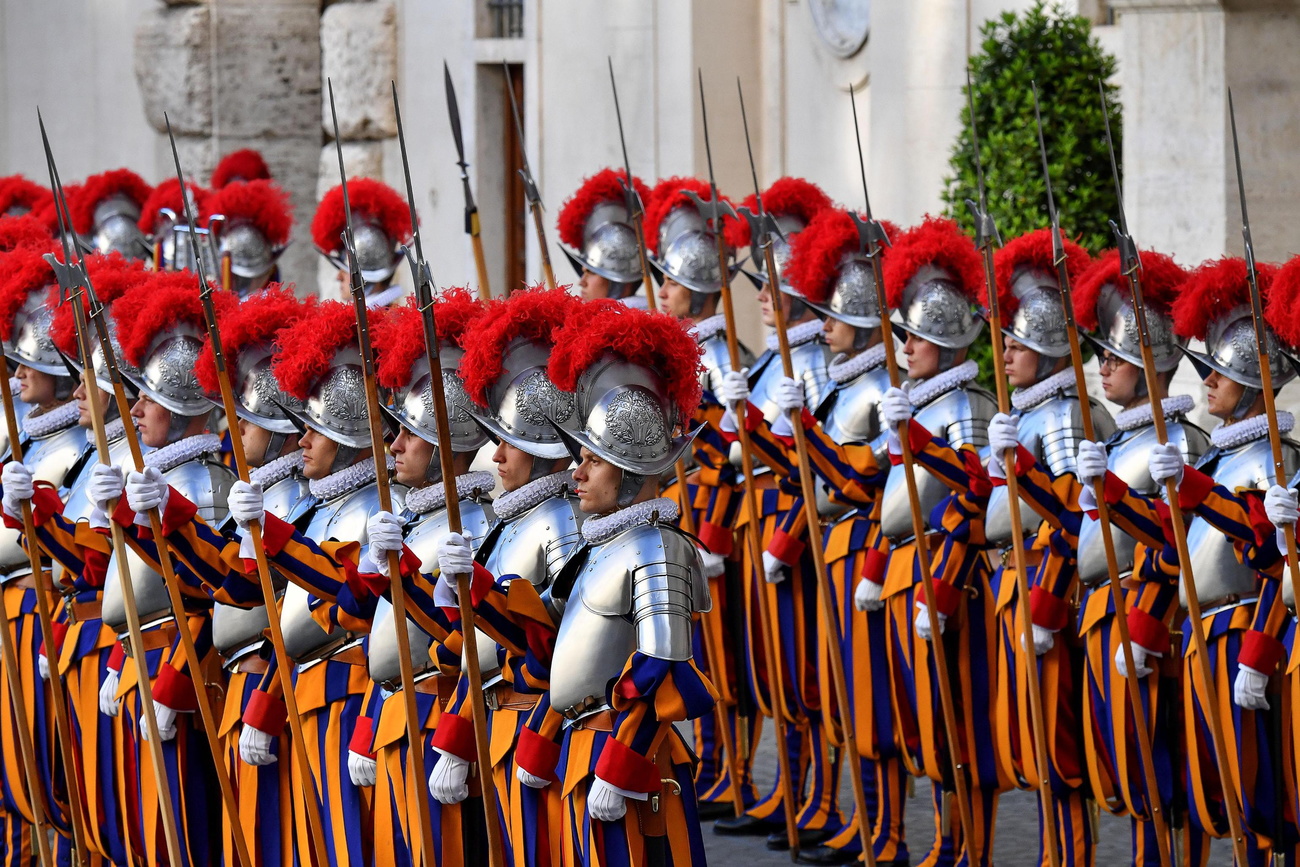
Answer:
365;283;405;309
404;470;496;516
1210;411;1293;450
144;433;223;473
308;456;392;502
104;417;126;443
492;471;573;522
906;360;980;409
1010;369;1076;412
689;314;728;343
250;450;304;488
581;496;679;545
22;400;79;439
765;318;823;352
827;343;887;385
1114;395;1196;432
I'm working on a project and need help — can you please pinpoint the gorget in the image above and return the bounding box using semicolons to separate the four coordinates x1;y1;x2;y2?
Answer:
827;343;887;385
250;450;304;488
104;417;126;443
307;456;392;502
765;318;823;352
1114;395;1196;432
22;401;79;439
366;283;405;309
1210;412;1293;450
581;496;679;546
144;433;223;473
404;471;496;517
689;314;728;344
492;471;573;522
1010;369;1075;412
906;360;979;408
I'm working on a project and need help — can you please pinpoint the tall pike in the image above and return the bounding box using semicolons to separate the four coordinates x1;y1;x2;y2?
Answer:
444;63;493;300
607;60;658;313
503;63;556;292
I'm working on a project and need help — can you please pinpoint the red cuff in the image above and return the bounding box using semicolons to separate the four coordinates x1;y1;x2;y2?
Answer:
1029;585;1069;631
930;578;963;618
159;488;199;537
1127;607;1171;656
1177;465;1215;512
38;620;69;659
111;498;135;528
515;726;561;782
430;712;475;763
990;445;1037;487
242;689;287;738
152;664;197;712
906;419;932;455
84;549;108;589
443;563;497;621
1239;629;1286;674
259;514;297;557
107;643;126;672
1086;471;1131;518
29;483;64;526
742;401;764;434
593;737;661;795
800;407;818;432
861;546;888;585
766;528;804;564
348;716;376;759
696;521;733;557
0;511;19;531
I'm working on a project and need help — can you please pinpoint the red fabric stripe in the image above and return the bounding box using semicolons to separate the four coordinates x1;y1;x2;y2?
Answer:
430;712;476;763
1127;607;1171;655
515;726;561;781
242;688;287;738
766;528;804;564
593;736;660;794
1239;628;1285;673
347;715;376;759
152;663;198;712
1029;585;1069;631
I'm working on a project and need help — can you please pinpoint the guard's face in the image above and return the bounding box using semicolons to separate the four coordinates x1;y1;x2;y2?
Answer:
578;269;611;301
903;334;941;381
657;278;694;320
391;426;435;487
756;282;792;329
493;440;536;493
74;380;111;429
298;428;339;480
15;365;56;407
237;419;274;469
572;447;621;515
1002;336;1040;389
1099;352;1142;407
130;394;173;449
1205;370;1247;420
823;316;857;355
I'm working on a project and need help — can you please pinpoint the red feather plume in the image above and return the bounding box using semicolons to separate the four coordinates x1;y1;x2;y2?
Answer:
1171;257;1277;340
30;184;78;235
556;169;650;250
1072;248;1186;330
138;178;210;234
0;176;53;221
549;306;703;420
112;271;235;368
724;177;834;250
194;286;314;395
0;215;52;253
882;216;984;309
373;287;486;390
643;177;736;257
0;244;57;341
206;180;293;247
459;287;580;406
211;149;272;189
1264;255;1300;348
272;300;358;400
311;179;411;255
70;169;152;235
49;255;149;356
993;228;1091;316
784;209;899;304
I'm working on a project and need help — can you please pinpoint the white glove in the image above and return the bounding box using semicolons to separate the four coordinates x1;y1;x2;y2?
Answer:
587;777;628;822
99;669;121;717
141;702;178;742
914;601;946;641
854;578;884;613
348;750;377;788
37;652;49;681
228;480;265;529
1265;485;1299;529
516;766;549;789
125;467;168;517
366;511;406;577
88;464;125;514
1115;641;1160;679
716;369;750;406
881;386;912;428
1147;442;1185;487
700;550;726;580
1075;441;1109;487
239;724;277;766
427;752;471;804
987;412;1019;479
1234;664;1270;711
761;551;787;584
773;376;804;414
1025;623;1056;656
437;532;474;580
2;461;33;518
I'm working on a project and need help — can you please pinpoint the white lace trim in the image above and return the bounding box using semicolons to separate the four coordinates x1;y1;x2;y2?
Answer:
1010;369;1076;412
906;360;980;409
308;457;391;502
104;417;126;443
404;471;496;516
827;343;887;385
492;471;573;522
582;496;680;545
143;433;224;473
689;314;728;343
366;283;405;309
1210;412;1293;450
1114;395;1197;432
250;450;304;488
765;318;823;352
21;401;79;439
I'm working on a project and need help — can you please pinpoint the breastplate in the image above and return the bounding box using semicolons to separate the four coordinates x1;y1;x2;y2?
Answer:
102;455;237;635
747;341;832;425
698;333;751;397
0;424;88;577
62;436;134;524
0;395;32;459
818;365;890;447
368;496;495;686
878;385;995;543
1180;434;1298;609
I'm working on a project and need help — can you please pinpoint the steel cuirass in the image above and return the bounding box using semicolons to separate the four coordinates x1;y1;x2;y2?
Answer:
1077;417;1209;586
812;364;891;519
368;496;495;688
0;422;87;579
698;331;753;399
746;342;833;426
878;384;996;543
548;523;708;717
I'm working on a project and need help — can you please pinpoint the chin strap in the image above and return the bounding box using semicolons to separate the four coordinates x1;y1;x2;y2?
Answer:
616;469;648;509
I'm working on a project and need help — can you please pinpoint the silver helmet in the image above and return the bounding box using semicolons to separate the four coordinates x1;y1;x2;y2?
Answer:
470;338;579;460
92;195;149;260
1003;267;1070;359
647;197;723;295
1090;281;1183;373
891;264;983;349
230;341;304;435
5;292;66;376
806;253;881;329
562;199;642;285
1183;304;1295;390
742;212;808;297
210;216;282;283
289;346;371;449
385;347;488;453
60;316;141;397
123;323;210;417
555;354;692;477
153;209;216;274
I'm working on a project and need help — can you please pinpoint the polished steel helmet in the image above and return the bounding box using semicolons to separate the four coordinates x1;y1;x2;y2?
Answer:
5;292;66;376
353;221;402;284
745;213;808;298
385;346;489;453
1003;267;1069;358
562;200;642;285
287;346;371;448
1183;304;1295;389
211;216;282;282
92;195;149;260
471;338;579;460
123;322;210;416
1090;281;1183;372
806;253;881;329
650;203;722;295
891;264;983;349
153;209;216;274
229;341;304;435
556;355;692;476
